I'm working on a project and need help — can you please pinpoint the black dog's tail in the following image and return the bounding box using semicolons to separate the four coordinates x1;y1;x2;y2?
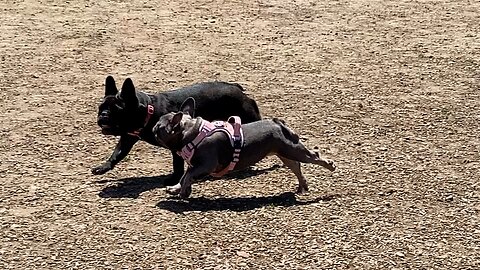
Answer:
234;82;262;122
233;83;245;92
250;100;261;120
272;118;300;144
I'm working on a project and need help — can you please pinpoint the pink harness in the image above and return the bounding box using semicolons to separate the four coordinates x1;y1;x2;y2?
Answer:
128;104;155;138
177;116;243;177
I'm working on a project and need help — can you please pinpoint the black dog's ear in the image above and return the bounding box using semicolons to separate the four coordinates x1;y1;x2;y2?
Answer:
170;112;184;132
179;97;196;117
120;78;138;104
105;76;118;96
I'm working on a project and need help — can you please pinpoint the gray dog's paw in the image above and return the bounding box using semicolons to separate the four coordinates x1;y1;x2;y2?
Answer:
179;186;192;199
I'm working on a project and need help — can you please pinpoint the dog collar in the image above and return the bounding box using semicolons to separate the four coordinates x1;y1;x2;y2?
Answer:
177;116;243;177
128;104;155;138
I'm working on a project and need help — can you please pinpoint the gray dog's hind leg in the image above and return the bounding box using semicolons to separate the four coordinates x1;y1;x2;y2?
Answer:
278;156;309;194
278;143;336;172
273;118;336;172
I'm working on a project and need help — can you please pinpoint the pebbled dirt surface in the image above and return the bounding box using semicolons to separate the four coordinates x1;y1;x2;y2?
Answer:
1;0;479;269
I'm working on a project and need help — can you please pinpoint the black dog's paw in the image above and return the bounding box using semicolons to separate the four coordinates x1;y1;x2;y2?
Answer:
91;162;113;175
164;173;182;186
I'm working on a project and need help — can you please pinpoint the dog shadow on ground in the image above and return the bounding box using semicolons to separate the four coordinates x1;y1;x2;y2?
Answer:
156;192;340;213
97;165;282;199
97;175;170;199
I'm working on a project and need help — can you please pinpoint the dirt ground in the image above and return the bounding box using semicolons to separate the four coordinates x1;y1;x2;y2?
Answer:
1;0;479;269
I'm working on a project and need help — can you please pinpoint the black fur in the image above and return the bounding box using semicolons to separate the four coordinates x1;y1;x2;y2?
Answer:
93;76;261;185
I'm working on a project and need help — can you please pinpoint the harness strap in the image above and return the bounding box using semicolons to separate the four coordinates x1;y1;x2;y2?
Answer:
128;104;155;138
210;116;243;177
229;116;243;149
177;121;216;163
177;116;243;177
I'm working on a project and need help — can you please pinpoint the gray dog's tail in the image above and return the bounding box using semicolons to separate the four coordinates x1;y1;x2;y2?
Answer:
272;118;300;144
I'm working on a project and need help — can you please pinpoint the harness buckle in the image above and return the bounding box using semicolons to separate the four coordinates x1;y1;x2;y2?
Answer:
147;104;155;115
233;137;242;149
186;142;195;151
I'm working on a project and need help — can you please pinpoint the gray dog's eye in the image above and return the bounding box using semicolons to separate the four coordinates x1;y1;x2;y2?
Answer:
165;125;171;134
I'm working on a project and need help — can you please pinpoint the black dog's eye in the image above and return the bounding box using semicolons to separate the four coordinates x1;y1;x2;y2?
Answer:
99;103;109;111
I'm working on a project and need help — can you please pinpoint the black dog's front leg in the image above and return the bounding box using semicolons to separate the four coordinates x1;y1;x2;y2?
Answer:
91;135;138;175
164;151;185;185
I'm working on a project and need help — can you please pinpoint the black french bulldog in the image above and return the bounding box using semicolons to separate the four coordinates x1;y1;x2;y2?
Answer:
93;76;261;185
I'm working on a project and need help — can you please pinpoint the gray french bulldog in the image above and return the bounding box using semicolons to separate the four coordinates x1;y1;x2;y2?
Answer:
152;97;336;198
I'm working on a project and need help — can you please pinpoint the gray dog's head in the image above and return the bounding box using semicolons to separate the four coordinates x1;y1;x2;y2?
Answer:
153;97;195;149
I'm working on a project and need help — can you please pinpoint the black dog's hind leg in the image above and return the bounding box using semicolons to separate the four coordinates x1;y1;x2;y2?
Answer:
92;135;138;175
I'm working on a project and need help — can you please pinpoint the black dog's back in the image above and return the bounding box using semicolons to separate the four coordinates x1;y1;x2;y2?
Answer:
162;82;261;123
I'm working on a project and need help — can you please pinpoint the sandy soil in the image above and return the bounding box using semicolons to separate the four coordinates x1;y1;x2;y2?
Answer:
1;0;479;269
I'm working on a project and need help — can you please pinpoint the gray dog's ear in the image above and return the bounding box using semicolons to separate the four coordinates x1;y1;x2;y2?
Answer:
105;76;118;96
180;97;195;117
120;78;138;104
170;112;184;133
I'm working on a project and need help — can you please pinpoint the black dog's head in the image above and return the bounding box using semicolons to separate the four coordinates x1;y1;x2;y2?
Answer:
97;76;146;135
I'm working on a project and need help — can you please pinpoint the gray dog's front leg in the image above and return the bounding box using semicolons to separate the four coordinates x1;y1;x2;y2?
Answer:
180;163;216;198
165;167;200;198
167;154;218;198
179;171;194;199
